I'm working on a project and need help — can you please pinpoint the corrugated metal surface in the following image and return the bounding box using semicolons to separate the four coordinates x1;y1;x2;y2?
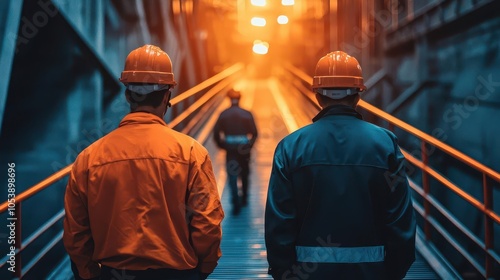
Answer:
404;252;441;279
208;177;273;279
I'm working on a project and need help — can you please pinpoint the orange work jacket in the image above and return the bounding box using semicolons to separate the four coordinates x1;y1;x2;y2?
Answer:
63;112;224;279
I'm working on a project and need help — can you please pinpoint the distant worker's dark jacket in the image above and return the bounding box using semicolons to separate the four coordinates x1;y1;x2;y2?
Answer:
265;105;416;280
213;104;258;155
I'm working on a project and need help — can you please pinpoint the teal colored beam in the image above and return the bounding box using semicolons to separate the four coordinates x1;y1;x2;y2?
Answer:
0;0;23;133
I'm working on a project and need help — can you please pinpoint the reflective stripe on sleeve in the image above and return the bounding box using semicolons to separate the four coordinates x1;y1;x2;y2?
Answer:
295;246;384;263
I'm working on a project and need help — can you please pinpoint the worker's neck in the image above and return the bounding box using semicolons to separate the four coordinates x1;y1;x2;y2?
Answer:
131;106;165;119
321;103;355;109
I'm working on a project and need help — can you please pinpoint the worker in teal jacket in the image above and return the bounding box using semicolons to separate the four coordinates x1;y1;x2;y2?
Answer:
265;51;416;280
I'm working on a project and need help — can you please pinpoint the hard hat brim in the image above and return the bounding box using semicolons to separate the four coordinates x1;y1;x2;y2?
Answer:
120;71;177;87
312;76;366;91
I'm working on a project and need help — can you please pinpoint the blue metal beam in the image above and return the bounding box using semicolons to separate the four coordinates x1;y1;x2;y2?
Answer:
385;0;496;51
51;0;121;95
0;0;23;133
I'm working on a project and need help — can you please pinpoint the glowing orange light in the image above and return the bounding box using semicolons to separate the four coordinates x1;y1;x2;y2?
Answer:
277;15;289;24
251;17;266;27
281;0;294;6
251;0;266;7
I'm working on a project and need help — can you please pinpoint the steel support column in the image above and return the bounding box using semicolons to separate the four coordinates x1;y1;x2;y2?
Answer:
0;0;23;132
328;0;338;51
338;0;362;55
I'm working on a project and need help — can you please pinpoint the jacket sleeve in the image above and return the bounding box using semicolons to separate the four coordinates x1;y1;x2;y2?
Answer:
384;143;416;280
63;154;101;279
213;116;225;149
247;113;258;148
187;146;224;274
265;142;298;278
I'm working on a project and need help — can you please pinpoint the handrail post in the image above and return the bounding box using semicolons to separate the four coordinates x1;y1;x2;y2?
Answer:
421;141;431;240
483;173;493;278
388;122;394;132
15;202;22;279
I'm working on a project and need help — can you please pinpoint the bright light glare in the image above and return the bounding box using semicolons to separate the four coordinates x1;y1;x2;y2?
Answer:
251;17;266;27
282;0;294;6
251;0;266;7
253;44;268;55
277;15;289;24
253;40;269;55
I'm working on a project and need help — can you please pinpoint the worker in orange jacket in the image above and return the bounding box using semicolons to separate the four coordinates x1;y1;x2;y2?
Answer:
63;45;224;280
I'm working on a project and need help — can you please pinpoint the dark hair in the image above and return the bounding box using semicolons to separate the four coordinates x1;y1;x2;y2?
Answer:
125;89;169;110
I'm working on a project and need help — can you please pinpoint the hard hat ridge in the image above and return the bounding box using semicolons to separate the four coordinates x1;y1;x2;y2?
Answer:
120;45;177;92
312;51;366;98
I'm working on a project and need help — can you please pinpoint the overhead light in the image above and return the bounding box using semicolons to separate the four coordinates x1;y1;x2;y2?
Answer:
253;40;269;55
277;15;289;24
251;0;266;7
251;17;266;27
282;0;294;6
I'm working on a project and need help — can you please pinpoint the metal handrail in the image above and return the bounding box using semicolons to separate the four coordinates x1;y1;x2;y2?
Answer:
285;63;500;278
170;72;240;129
170;63;243;107
0;209;66;269
408;177;500;272
284;63;500;182
403;151;500;224
0;166;73;213
0;63;242;278
358;101;500;181
179;77;238;135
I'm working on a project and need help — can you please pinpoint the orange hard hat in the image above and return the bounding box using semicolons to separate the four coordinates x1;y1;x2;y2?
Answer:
312;51;366;92
227;89;241;99
120;45;176;87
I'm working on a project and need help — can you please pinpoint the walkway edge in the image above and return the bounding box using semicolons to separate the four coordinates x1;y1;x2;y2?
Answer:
415;227;462;279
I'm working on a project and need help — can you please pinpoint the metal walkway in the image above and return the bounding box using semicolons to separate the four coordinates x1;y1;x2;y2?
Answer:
208;79;288;279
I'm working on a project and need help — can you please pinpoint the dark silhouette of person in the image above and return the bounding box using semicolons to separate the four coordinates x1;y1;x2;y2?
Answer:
213;89;258;215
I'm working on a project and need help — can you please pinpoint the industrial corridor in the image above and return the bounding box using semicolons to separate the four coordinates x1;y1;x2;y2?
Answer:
1;0;500;279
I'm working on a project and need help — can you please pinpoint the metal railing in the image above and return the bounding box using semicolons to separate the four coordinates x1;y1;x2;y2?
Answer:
285;63;500;278
0;63;243;279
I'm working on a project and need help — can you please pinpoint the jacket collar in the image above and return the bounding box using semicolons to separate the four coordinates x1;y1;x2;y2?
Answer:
312;105;363;123
119;112;168;127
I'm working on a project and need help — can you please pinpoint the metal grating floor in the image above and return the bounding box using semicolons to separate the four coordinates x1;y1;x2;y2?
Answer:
404;252;441;279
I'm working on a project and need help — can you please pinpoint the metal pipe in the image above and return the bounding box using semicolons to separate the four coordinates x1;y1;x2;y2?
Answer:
0;165;72;212
483;173;493;278
421;142;431;240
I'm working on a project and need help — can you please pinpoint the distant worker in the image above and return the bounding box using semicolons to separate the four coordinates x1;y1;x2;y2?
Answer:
265;51;416;280
213;89;258;215
63;45;224;280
